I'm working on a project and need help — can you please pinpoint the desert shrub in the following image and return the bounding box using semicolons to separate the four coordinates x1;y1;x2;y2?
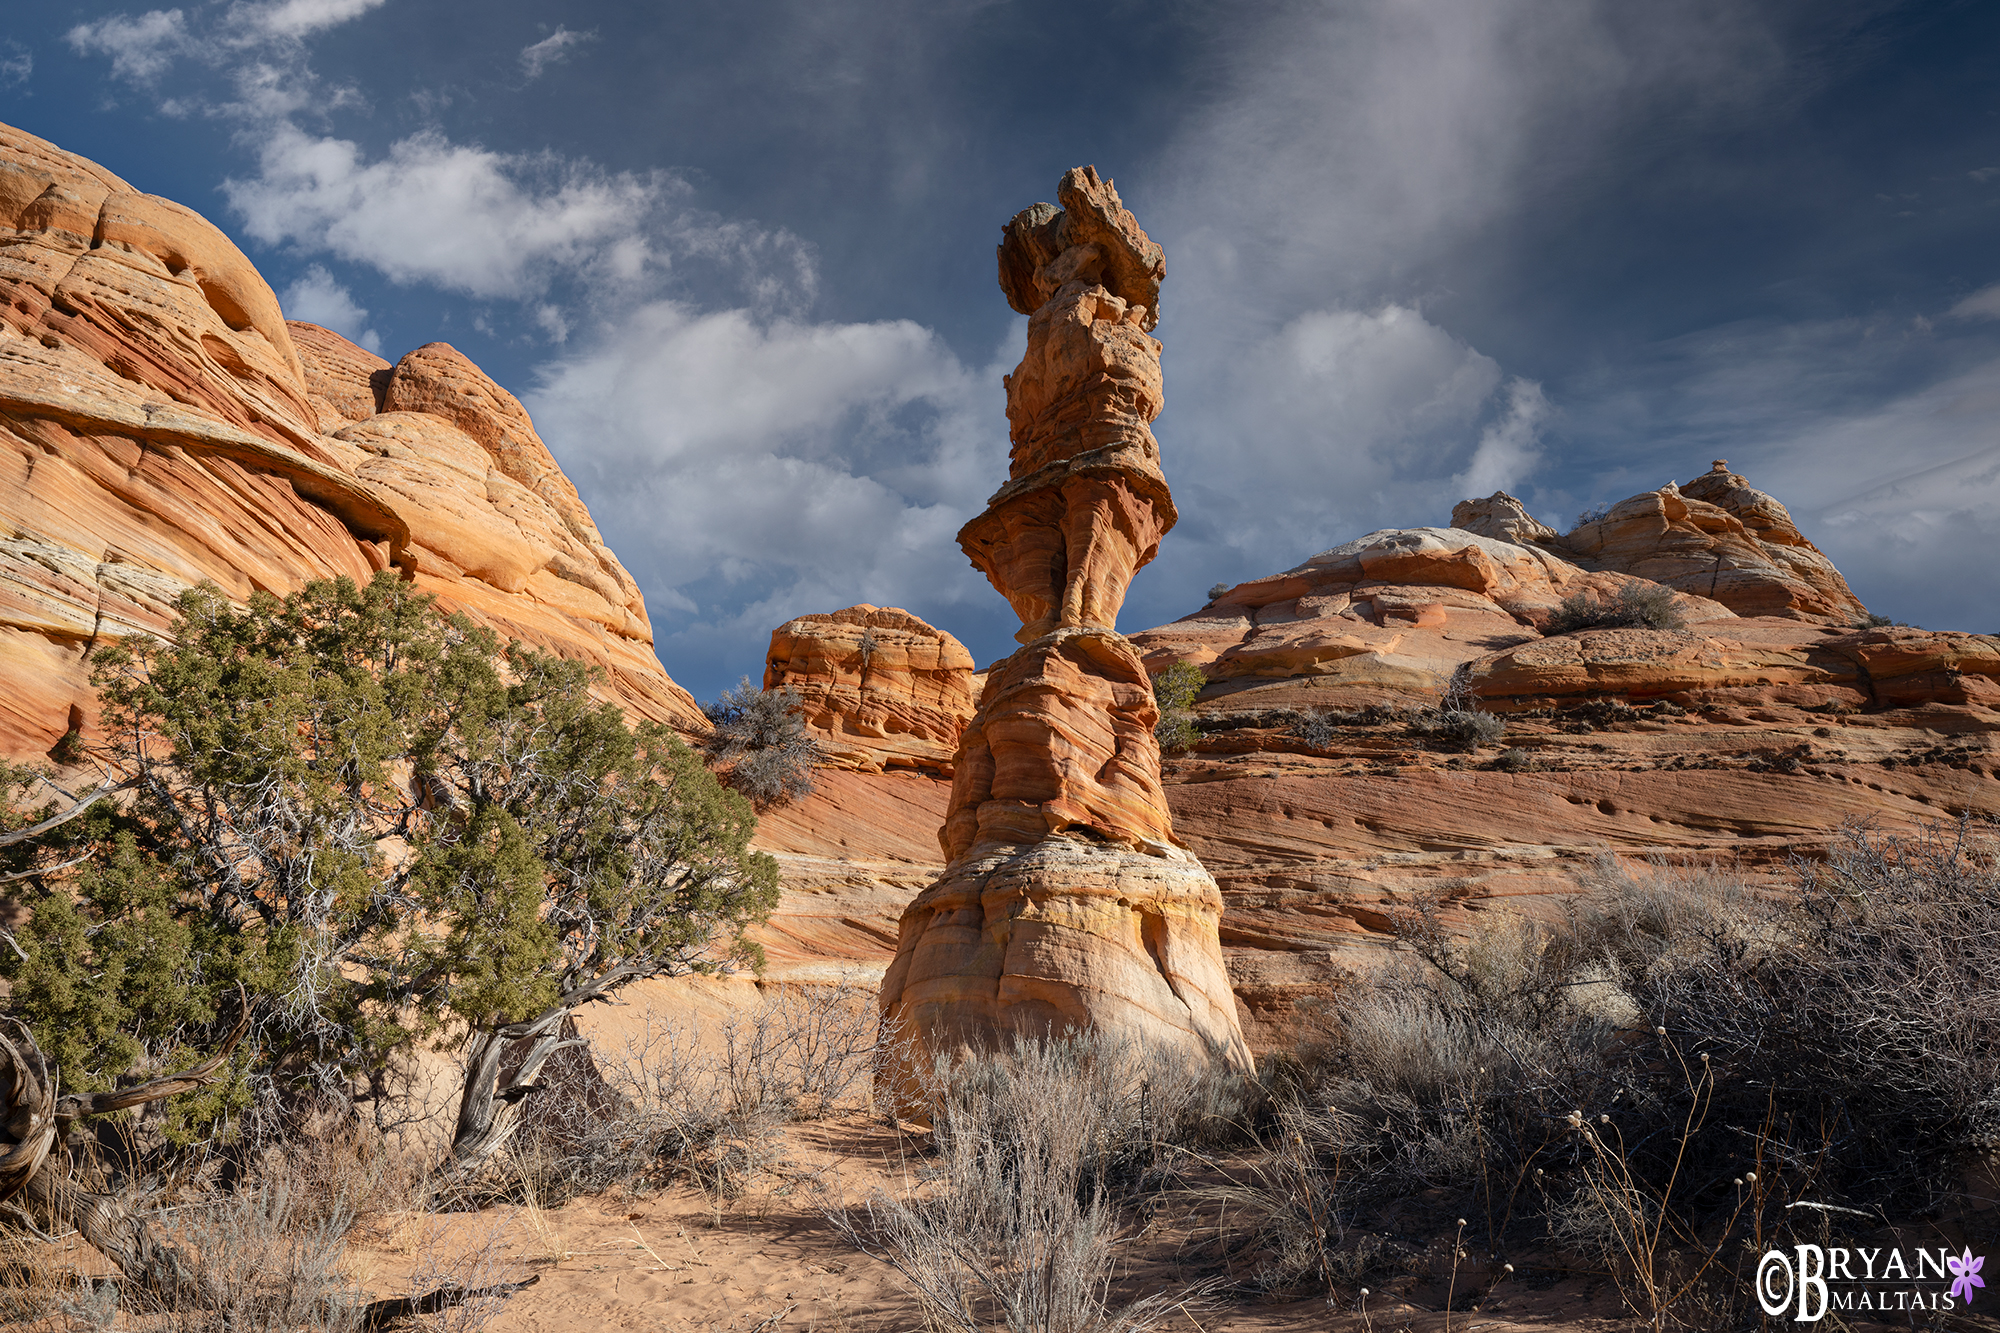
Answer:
823;1032;1238;1333
1150;661;1206;754
1575;504;1612;527
1206;583;1231;603
1286;703;1408;750
1406;708;1506;751
1622;820;2000;1214
1;573;780;1177
1494;747;1535;772
702;677;823;806
1544;580;1686;635
1243;830;2000;1320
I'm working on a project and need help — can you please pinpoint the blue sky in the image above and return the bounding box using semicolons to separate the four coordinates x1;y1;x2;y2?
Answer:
5;0;1997;698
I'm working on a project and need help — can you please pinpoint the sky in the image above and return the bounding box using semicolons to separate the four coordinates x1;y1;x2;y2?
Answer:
4;0;1997;699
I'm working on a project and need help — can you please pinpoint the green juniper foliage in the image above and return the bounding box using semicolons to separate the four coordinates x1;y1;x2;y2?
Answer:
1;573;779;1145
1151;661;1206;754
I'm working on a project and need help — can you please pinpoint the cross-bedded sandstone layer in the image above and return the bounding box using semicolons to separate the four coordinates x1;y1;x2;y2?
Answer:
762;605;976;775
0;120;702;763
876;168;1253;1081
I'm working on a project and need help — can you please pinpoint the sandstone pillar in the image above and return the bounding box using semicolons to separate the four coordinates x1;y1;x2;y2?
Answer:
878;168;1253;1093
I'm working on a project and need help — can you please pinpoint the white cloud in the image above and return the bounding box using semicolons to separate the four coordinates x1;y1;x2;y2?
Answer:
520;26;595;79
0;40;30;89
249;0;388;39
67;9;191;83
1948;283;2000;321
1145;302;1549;598
280;264;381;352
225;126;670;299
526;302;1005;646
1455;378;1552;498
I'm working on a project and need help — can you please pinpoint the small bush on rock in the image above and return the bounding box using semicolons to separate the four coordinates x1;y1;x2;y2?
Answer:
703;677;824;806
1544;580;1686;635
1408;708;1506;751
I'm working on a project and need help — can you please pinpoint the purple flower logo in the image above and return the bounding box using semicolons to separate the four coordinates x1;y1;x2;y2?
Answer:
1949;1248;1985;1303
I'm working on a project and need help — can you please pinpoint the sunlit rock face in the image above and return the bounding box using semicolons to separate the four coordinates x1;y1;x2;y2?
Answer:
877;167;1254;1093
0;119;703;763
763;604;976;775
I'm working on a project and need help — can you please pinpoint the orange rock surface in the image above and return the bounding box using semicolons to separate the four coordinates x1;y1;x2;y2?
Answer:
762;605;975;774
0;119;702;761
879;168;1252;1080
940;628;1175;859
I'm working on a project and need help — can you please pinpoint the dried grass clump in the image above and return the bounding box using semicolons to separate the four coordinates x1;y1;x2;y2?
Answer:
823;1031;1245;1333
1226;821;2000;1327
495;981;880;1205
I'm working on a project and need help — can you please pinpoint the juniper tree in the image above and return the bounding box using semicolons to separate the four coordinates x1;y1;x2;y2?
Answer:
2;572;781;1175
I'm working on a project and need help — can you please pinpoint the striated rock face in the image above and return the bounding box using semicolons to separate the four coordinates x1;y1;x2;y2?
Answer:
0;120;702;761
1453;461;1866;624
941;627;1175;859
879;169;1252;1083
1124;471;1996;1042
763;605;975;774
1131;525;1731;702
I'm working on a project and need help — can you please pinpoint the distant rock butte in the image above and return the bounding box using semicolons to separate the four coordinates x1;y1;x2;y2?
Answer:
1452;459;1865;624
0;120;702;762
763;605;975;774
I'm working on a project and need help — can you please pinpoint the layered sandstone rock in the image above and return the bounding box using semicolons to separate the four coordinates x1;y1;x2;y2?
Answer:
1130;525;1731;703
1126;472;1994;1041
1452;460;1866;624
762;605;975;774
878;169;1252;1081
762;460;1996;1047
0;119;701;761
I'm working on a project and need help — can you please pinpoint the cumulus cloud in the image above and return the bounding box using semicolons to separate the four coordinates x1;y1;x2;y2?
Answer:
520;26;595;79
526;302;1008;670
69;0;383;83
225;125;672;299
67;9;191;83
1455;379;1553;499
280;264;381;352
1131;302;1549;615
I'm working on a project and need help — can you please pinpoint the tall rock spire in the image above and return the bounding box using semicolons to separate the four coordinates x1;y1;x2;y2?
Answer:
877;168;1252;1091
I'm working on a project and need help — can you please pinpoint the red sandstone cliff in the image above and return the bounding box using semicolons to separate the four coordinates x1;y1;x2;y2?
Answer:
0;121;702;760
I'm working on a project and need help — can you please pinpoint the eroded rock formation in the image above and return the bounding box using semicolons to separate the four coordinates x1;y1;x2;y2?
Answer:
762;464;1997;1050
0;121;701;762
1452;460;1865;623
763;605;975;774
877;169;1252;1079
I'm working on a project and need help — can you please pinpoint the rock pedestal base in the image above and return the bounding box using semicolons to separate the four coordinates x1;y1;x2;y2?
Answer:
877;836;1252;1113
